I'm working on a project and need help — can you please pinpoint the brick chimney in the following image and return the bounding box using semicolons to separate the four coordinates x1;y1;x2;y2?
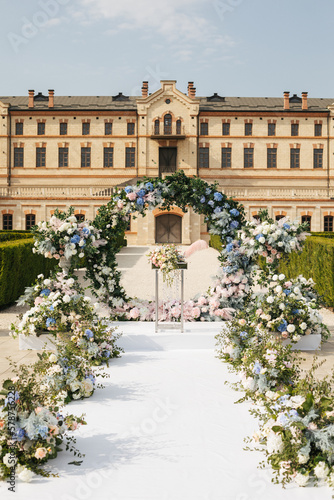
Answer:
188;82;196;98
302;91;308;110
141;81;148;98
28;90;35;108
48;89;54;108
283;91;290;110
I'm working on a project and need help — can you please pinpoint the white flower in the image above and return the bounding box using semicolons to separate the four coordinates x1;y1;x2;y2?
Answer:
79;239;85;247
267;431;284;454
294;472;309;487
82;378;94;396
275;286;282;293
259;237;265;244
266;296;275;304
18;467;34;482
49;354;57;363
249;239;255;246
43;279;51;286
279;303;285;310
278;274;285;281
265;391;280;401
287;324;295;333
3;453;17;467
297;453;309;464
300;322;307;330
293;287;300;294
84;296;91;302
79;252;84;258
314;461;329;479
63;295;71;303
272;274;278;281
66;278;75;286
37;274;44;279
289;395;305;408
290;240;296;248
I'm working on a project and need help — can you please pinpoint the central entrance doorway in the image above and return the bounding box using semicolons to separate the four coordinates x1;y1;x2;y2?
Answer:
159;147;177;176
155;214;182;243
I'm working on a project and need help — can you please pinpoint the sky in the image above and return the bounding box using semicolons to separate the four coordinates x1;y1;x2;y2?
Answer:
0;0;333;98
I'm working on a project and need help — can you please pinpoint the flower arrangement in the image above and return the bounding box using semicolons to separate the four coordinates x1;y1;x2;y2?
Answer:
31;207;106;271
256;274;329;342
0;361;86;482
147;244;186;286
246;363;334;488
10;272;97;338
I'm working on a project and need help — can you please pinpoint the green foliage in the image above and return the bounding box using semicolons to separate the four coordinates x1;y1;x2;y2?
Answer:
0;230;33;242
0;239;56;308
310;232;334;239
209;234;223;252
279;236;334;307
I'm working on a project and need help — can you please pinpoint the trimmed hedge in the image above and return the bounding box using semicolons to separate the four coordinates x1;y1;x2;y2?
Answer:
279;236;334;307
0;231;33;242
310;232;334;239
209;234;223;252
0;238;56;309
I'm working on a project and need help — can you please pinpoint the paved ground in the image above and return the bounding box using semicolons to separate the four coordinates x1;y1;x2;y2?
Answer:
0;245;333;385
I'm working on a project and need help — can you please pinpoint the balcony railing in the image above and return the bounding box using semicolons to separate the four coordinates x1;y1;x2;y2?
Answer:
151;124;186;139
0;186;115;198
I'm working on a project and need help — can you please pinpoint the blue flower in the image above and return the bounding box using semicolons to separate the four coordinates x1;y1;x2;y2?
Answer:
124;186;132;194
277;319;288;332
277;414;289;426
292;309;300;314
229;208;239;217
288;409;299;419
240;331;248;339
137;189;146;198
15;428;25;441
82;227;90;236
208;200;214;207
86;374;95;384
49;305;54;311
283;223;290;230
37;425;49;439
145;182;154;191
224;203;230;209
104;350;111;358
200;196;206;203
136;198;144;206
40;288;51;297
255;234;264;241
46;317;56;328
70;234;80;244
15;391;20;402
283;289;291;295
226;243;234;252
214;192;223;202
230;221;239;229
205;188;211;195
214;207;222;214
226;237;233;243
85;329;94;339
253;361;262;375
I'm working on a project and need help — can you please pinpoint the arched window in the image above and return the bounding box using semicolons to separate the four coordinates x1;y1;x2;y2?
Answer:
154;119;160;135
176;119;181;135
164;114;172;135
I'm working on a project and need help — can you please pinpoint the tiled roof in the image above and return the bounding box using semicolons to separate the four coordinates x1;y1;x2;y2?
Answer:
0;95;333;112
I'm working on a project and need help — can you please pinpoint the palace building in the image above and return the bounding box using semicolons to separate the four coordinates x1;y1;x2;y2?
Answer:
1;80;334;244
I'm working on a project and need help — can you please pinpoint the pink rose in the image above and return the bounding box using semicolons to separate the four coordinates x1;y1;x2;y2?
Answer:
117;200;124;209
271;249;277;255
126;192;137;201
261;251;268;257
35;447;47;459
285;281;292;288
129;307;140;319
197;296;207;306
266;257;274;264
281;331;289;339
34;297;44;306
238;318;246;326
192;307;201;319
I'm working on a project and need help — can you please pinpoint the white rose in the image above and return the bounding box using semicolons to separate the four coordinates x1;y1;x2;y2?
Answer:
84;296;91;302
49;354;57;363
294;472;309;487
267;432;284;454
3;453;17;467
259;237;265;244
82;378;94;396
276;229;282;236
63;295;71;303
287;324;295;333
79;240;85;247
297;453;309;464
72;249;77;255
279;303;285;310
275;286;282;293
272;274;278;281
18;467;34;482
278;274;285;280
79;253;84;258
43;279;51;286
249;239;255;246
277;241;284;247
314;461;329;479
300;322;307;330
289;395;305;408
266;296;275;304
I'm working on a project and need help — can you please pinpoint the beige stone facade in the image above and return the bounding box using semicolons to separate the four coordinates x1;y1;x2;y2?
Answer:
1;80;334;243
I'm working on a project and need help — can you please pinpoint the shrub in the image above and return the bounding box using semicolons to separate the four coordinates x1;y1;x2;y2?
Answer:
0;231;33;242
0;239;56;309
209;234;223;252
279;236;334;307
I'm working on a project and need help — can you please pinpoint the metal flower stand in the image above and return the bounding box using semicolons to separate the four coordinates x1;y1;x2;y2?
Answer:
152;262;188;333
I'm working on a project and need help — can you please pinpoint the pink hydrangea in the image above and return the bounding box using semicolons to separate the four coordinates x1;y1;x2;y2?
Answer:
126;192;137;201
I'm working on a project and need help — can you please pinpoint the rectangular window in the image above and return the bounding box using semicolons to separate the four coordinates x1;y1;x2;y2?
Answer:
200;122;208;136
37;122;45;135
82;123;90;135
3;214;13;230
60;122;68;135
75;214;85;222
301;215;311;230
268;123;276;136
313;149;323;169
104;147;114;168
59;147;69;167
290;148;300;169
105;122;112;135
244;147;254;168
222;147;232;169
14;147;24;168
127;123;135;135
314;123;322;136
245;123;252;136
125;147;135;168
36;147;46;167
81;147;91;168
25;214;36;230
15;122;23;135
267;148;277;168
291;123;299;136
324;215;333;232
199;147;209;168
222;123;230;136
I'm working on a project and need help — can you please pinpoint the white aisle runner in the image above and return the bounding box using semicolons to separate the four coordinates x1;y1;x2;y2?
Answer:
2;325;332;500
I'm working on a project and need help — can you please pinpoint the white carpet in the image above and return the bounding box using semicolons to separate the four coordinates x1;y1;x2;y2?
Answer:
2;327;332;500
